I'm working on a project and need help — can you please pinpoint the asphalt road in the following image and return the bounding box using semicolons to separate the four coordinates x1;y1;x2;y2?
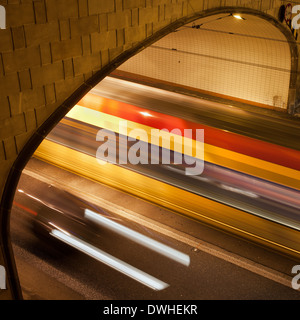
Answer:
9;158;300;300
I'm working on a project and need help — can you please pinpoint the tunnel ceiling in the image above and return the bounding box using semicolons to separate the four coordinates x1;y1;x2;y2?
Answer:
117;13;292;110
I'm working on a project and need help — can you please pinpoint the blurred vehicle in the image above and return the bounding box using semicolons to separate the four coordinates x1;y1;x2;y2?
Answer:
14;174;190;291
32;76;300;258
15;175;103;244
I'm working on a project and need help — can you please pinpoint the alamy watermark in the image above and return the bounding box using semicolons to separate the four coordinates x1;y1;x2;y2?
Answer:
292;265;300;290
96;121;204;176
0;265;6;289
0;5;5;29
292;5;300;29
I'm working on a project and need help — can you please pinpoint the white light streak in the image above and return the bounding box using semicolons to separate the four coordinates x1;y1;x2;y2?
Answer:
233;14;244;20
220;184;259;198
49;222;71;236
50;229;169;291
85;209;190;266
140;111;153;117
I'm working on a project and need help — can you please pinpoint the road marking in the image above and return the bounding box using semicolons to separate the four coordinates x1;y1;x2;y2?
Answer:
84;208;190;266
51;229;169;291
22;168;293;289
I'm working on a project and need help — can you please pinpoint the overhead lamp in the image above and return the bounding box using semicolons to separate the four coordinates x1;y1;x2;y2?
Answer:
186;13;245;31
232;14;245;20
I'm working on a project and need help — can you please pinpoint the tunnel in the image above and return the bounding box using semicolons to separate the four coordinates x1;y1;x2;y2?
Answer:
0;0;299;300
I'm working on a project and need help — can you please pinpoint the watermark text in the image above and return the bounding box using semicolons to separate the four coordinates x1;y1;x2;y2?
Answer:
96;121;204;176
292;265;300;290
0;265;6;289
292;5;300;29
0;5;6;29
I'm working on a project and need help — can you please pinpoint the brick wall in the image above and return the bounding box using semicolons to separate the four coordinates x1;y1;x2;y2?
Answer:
0;0;295;299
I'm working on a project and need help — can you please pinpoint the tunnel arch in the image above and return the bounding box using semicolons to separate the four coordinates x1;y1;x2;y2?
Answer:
117;11;298;112
1;4;299;299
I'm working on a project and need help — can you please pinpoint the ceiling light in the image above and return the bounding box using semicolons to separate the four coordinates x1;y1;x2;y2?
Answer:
233;14;245;20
